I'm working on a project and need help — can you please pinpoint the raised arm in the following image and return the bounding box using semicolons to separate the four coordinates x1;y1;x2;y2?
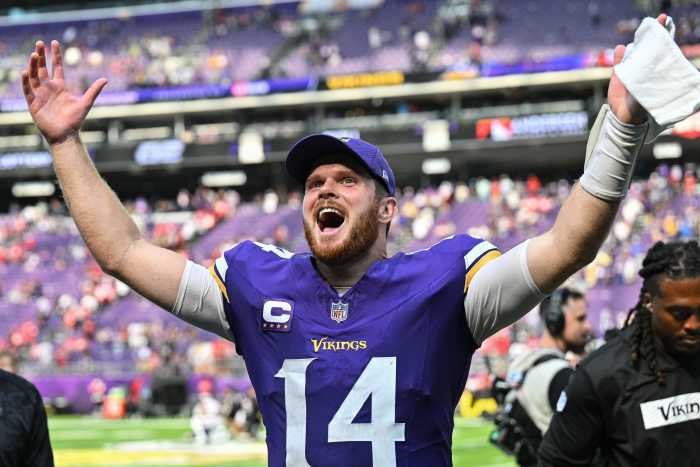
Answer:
464;15;672;342
527;15;668;293
23;40;185;310
527;184;617;293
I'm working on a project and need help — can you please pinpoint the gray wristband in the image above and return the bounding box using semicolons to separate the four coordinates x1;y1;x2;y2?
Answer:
580;105;648;201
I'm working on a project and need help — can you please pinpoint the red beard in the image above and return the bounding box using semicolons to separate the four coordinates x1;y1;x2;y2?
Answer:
304;199;380;266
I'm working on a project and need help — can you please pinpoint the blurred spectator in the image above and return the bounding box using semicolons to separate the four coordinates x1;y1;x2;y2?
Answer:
2;162;700;413
0;350;16;373
4;0;700;102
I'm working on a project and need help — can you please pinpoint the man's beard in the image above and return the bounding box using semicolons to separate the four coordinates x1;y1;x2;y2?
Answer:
566;342;587;356
304;201;380;266
565;335;590;355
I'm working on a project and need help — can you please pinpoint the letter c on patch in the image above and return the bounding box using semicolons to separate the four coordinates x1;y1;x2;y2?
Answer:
263;300;292;323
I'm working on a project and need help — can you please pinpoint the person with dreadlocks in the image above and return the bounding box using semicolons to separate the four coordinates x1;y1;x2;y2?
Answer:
538;241;700;467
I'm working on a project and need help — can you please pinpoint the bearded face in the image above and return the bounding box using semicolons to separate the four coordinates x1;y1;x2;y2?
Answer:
304;195;380;266
650;276;700;356
561;299;592;355
302;160;384;266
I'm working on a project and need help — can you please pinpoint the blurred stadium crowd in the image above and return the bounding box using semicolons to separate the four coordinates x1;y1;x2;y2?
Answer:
1;164;699;416
1;0;699;101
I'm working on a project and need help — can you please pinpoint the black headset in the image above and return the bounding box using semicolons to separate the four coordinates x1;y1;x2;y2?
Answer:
541;288;573;337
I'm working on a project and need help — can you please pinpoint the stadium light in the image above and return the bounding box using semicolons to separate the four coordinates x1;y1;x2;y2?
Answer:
422;158;451;175
11;181;55;198
238;131;265;164
652;142;682;160
422;120;451;152
201;171;247;187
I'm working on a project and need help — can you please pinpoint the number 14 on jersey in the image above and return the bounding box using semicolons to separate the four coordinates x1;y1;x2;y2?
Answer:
275;356;405;466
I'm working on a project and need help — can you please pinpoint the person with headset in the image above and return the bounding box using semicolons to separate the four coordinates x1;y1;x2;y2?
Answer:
492;288;592;466
538;288;593;363
539;242;700;467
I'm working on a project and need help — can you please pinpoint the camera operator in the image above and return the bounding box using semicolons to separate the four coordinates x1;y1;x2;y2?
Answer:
491;288;591;466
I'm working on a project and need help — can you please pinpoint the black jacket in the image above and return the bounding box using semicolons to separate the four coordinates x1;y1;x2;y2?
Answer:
539;327;700;467
0;370;53;467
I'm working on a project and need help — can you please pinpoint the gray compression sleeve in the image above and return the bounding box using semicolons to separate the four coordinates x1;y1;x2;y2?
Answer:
579;104;648;201
170;260;234;340
464;240;546;344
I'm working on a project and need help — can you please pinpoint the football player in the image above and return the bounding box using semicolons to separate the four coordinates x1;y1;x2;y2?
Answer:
539;241;700;466
21;15;661;465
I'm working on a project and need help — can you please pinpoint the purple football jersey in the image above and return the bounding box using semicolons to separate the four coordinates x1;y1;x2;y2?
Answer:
210;235;498;466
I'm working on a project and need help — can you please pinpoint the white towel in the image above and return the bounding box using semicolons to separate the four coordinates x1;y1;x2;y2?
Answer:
614;16;700;141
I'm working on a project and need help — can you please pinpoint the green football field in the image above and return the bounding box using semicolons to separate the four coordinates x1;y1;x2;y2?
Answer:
49;416;515;466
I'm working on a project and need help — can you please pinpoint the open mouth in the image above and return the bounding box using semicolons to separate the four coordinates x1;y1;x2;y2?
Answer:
317;207;346;234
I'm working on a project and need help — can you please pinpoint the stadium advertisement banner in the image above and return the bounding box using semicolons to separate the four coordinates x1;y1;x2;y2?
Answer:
481;53;593;77
321;70;442;90
0;78;317;111
2;87;230;111
0;151;53;170
231;77;317;97
134;140;186;166
475;112;589;141
323;71;406;90
318;70;441;90
138;84;231;102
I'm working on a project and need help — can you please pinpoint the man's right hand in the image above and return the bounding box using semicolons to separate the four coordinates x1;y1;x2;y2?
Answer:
22;40;186;313
22;40;107;145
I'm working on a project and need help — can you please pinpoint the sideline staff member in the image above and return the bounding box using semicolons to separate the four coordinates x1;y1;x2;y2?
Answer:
0;368;54;466
539;241;700;467
504;288;591;466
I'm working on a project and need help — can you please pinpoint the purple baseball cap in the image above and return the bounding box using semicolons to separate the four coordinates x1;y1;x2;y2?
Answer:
285;133;396;196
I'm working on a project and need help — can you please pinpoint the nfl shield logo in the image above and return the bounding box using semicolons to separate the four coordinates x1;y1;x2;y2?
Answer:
330;301;349;323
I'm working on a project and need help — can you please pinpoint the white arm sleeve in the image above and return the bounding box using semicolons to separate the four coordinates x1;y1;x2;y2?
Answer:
170;260;234;341
464;240;546;344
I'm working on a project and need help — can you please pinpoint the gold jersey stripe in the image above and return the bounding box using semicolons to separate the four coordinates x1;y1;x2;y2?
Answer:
464;249;501;292
209;264;230;303
464;240;497;270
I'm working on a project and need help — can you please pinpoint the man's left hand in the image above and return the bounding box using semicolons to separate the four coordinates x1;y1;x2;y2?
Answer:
607;13;668;124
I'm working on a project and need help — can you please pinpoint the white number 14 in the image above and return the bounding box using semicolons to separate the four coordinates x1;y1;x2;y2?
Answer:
275;357;405;466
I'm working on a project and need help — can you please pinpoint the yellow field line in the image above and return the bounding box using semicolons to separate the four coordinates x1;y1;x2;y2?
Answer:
55;449;267;466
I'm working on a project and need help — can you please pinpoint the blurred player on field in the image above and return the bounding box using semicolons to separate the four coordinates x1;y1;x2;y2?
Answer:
190;379;228;445
20;13;677;466
222;386;261;439
540;241;700;466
